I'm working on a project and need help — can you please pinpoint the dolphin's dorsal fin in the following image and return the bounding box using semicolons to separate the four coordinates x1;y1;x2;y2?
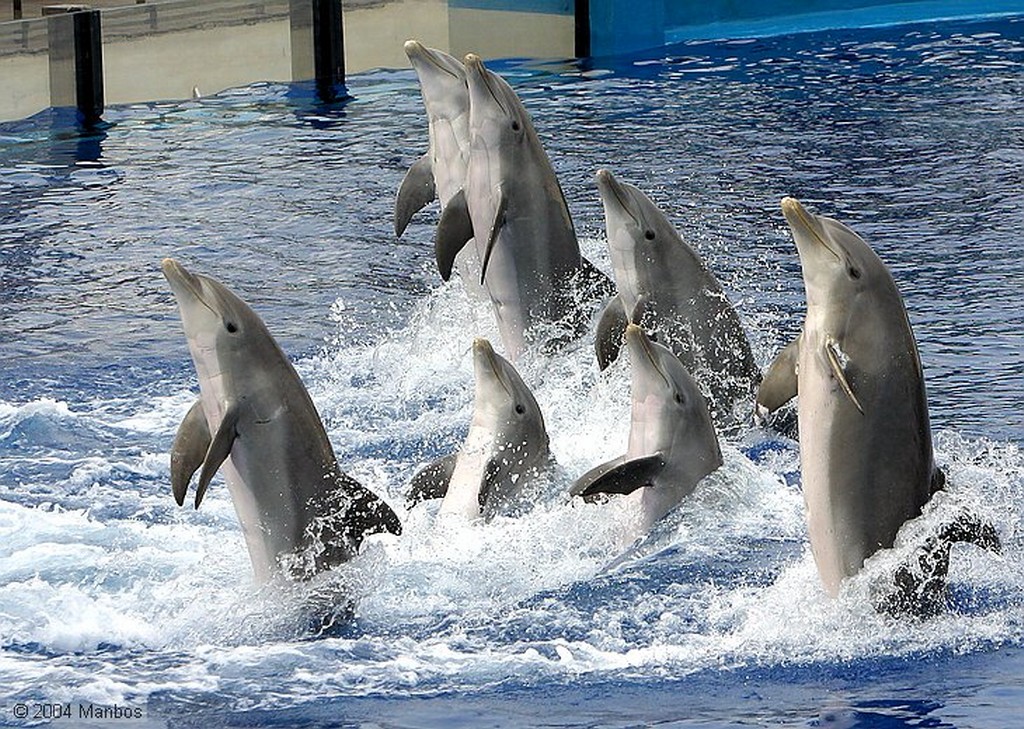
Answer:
570;453;665;502
479;188;508;285
194;402;241;509
394;153;436;237
406;452;457;507
825;337;864;414
435;188;474;281
756;335;801;415
595;295;628;371
170;399;211;507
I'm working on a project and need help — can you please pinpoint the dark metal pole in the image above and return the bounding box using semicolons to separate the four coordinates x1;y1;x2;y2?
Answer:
73;10;104;125
312;0;344;101
289;0;346;102
47;8;104;127
574;0;591;58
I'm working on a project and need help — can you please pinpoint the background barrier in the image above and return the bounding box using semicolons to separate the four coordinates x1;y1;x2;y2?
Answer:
1;0;1021;123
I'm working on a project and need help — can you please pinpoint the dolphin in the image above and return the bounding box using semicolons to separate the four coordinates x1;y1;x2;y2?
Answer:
434;54;612;360
395;40;486;296
593;169;760;429
407;338;551;520
571;323;723;536
163;258;401;583
756;199;998;608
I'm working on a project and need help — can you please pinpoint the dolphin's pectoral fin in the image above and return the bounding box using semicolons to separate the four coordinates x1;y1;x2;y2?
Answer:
479;189;508;285
477;456;505;510
407;453;457;506
342;477;403;550
170;399;211;507
395;153;436;237
570;454;627;498
877;510;1001;618
435;188;474;281
930;466;946;496
595;295;628;371
570;453;665;502
756;336;800;419
194;403;241;509
825;337;864;415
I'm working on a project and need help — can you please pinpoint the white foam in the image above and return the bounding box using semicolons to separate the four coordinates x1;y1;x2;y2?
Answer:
0;280;1021;702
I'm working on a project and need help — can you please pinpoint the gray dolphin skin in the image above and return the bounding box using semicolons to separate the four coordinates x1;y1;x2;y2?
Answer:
571;324;722;536
408;338;551;520
434;54;612;360
594;169;759;429
395;40;486;296
756;199;997;609
162;258;401;583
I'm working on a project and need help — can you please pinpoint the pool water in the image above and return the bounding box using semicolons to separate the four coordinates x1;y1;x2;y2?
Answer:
1;13;1023;728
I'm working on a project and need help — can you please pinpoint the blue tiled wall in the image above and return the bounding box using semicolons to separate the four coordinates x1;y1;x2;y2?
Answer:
445;0;1024;56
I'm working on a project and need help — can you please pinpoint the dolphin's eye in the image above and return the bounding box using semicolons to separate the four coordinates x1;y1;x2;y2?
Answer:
848;266;861;279
644;230;656;241
515;403;526;415
511;120;521;132
673;392;685;405
225;321;238;334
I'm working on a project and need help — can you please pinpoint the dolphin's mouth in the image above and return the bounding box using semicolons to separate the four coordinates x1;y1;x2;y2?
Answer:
596;170;642;231
162;258;220;319
781;197;842;263
465;54;511;120
405;40;461;80
473;338;513;399
626;323;671;391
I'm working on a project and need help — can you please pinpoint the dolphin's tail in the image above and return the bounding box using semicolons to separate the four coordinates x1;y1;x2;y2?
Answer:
876;510;1001;618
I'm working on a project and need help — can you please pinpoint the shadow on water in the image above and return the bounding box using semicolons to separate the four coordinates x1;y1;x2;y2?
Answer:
287;80;353;130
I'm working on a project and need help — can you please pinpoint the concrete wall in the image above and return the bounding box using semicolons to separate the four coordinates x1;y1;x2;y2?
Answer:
0;0;575;122
2;0;1021;122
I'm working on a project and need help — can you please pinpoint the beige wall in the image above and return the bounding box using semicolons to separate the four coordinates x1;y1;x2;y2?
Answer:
346;0;449;73
449;7;574;60
104;20;292;105
0;0;576;121
0;51;49;120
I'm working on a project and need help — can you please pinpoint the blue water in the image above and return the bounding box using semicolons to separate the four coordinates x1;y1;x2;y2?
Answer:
2;14;1023;729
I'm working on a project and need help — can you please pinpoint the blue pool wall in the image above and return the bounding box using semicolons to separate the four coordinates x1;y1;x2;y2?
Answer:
455;0;1024;55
